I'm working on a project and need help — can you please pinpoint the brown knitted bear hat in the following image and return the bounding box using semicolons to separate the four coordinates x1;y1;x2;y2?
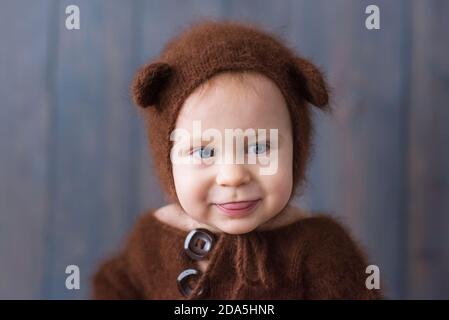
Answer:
132;20;330;202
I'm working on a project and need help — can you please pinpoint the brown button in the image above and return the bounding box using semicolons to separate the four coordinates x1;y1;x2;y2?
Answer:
177;268;203;297
184;228;215;260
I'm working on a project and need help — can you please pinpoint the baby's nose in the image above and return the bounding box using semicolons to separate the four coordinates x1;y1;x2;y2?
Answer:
215;164;251;187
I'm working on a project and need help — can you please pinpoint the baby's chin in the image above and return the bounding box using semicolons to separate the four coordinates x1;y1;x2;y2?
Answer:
187;215;258;235
182;213;256;235
205;209;278;235
216;224;257;235
209;217;264;235
185;206;274;235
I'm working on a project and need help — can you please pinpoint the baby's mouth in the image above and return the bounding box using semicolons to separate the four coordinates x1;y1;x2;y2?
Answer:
214;199;261;217
216;200;259;210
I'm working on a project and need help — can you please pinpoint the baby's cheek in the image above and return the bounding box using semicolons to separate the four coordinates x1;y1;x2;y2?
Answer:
173;168;194;201
174;168;207;208
262;162;293;202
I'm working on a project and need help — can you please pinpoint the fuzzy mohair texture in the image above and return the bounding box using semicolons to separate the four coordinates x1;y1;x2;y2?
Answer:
91;210;383;299
131;20;330;202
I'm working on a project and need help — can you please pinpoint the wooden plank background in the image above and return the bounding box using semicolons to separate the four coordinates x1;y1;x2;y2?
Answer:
0;0;448;299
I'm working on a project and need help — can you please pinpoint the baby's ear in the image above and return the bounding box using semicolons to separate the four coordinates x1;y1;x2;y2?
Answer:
288;57;330;109
132;62;173;109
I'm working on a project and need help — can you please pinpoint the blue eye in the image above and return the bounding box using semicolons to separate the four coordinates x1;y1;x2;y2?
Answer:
248;142;268;155
193;146;215;158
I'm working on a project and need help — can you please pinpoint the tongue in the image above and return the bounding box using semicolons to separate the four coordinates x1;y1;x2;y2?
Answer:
218;201;256;210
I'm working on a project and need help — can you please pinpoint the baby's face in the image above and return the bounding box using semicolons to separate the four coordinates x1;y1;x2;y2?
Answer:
172;72;293;234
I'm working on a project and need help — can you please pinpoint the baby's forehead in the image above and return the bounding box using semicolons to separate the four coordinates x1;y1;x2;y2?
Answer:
195;71;277;98
176;71;290;130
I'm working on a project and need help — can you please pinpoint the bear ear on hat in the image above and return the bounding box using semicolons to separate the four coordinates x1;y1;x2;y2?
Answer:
132;62;173;109
288;57;330;109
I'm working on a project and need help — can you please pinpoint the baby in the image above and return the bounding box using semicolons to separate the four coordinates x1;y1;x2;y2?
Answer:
92;20;382;300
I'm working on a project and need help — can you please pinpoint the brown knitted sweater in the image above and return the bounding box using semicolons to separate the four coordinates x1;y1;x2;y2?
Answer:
91;210;382;300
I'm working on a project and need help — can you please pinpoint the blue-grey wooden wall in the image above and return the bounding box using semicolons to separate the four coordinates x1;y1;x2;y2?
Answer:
0;0;448;299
